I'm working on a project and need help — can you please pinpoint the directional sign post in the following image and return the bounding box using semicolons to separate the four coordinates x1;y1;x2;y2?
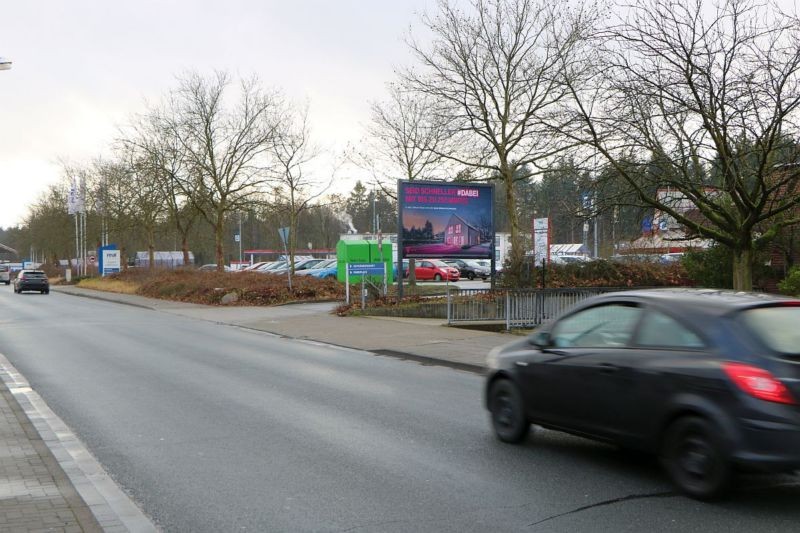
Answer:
345;262;386;306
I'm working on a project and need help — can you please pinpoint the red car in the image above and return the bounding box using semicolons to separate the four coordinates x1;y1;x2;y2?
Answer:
412;259;460;281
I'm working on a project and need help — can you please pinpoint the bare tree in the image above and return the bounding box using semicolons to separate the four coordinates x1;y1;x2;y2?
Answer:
352;84;452;285
117;147;168;269
563;0;800;290
166;71;280;270
353;83;450;192
121;103;201;266
268;103;332;272
402;0;589;279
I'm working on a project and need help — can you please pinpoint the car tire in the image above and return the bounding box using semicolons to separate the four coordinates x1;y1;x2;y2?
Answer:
434;274;442;281
661;416;731;500
467;272;475;280
488;379;530;444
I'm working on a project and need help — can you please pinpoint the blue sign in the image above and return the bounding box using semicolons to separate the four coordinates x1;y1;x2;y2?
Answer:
641;216;653;233
347;262;386;276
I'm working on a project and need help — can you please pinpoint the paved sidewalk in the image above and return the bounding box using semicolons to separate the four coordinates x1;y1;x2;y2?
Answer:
0;378;103;533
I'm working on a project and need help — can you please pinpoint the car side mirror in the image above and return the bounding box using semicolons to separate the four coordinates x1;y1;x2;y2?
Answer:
530;331;551;348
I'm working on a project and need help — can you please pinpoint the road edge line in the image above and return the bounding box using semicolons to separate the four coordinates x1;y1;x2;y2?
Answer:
0;352;159;533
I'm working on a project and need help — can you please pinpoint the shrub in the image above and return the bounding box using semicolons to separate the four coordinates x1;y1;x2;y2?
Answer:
778;266;800;296
502;258;690;288
102;268;345;305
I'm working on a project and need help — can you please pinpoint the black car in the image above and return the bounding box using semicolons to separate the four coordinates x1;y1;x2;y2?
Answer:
485;289;800;500
14;269;49;294
444;259;490;280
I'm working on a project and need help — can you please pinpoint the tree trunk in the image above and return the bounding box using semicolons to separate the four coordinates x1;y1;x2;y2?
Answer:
147;227;155;271
181;234;190;267
503;168;523;284
732;247;753;291
215;216;225;271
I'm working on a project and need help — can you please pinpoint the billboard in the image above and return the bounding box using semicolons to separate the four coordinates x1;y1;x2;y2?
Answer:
398;180;494;259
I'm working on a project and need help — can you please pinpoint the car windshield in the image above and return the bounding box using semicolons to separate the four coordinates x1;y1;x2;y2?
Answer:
740;305;800;356
431;260;450;267
464;260;482;268
24;271;46;278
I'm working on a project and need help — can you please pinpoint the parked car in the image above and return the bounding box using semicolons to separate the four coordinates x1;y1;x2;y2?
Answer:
444;259;490;280
550;255;590;265
255;261;286;273
660;252;685;264
237;261;271;272
412;259;459;281
300;258;338;279
270;258;323;275
0;264;9;285
474;259;502;274
485;288;800;500
199;264;231;272
13;270;49;294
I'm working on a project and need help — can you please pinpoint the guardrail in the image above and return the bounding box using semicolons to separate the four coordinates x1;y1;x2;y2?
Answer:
447;287;631;329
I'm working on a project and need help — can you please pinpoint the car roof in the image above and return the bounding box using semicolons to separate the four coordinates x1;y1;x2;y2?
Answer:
591;288;800;316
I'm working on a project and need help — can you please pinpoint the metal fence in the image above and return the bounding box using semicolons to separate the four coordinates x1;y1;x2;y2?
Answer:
447;287;632;329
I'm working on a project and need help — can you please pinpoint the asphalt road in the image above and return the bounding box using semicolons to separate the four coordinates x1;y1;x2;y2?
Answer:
1;285;799;532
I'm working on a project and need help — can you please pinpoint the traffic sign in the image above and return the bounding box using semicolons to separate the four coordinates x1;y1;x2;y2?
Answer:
278;227;290;245
89;255;96;264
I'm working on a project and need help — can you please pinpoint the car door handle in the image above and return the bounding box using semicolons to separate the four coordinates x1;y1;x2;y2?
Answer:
599;363;619;374
515;361;529;367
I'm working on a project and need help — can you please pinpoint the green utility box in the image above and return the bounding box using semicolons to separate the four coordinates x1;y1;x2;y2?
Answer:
336;240;394;283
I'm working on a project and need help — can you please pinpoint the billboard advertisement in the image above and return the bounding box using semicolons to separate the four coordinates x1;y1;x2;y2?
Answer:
398;180;493;259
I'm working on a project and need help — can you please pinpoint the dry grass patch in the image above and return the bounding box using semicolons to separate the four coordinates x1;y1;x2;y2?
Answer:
77;277;140;294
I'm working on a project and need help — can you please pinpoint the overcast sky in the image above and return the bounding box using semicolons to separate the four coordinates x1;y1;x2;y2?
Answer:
0;0;434;228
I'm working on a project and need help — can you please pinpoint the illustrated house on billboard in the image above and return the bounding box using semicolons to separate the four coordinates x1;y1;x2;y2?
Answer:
444;214;481;246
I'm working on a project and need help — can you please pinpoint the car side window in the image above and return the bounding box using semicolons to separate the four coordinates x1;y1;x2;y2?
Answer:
635;310;705;349
550;303;642;348
421;261;432;268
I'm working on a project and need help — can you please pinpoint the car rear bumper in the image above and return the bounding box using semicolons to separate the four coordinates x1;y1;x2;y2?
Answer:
731;417;800;472
17;283;48;291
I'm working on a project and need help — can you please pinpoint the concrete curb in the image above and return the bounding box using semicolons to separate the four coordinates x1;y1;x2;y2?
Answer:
52;286;156;310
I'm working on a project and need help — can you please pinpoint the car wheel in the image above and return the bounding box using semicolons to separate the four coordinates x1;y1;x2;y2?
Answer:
488;379;530;444
434;274;442;281
467;272;475;280
661;416;731;500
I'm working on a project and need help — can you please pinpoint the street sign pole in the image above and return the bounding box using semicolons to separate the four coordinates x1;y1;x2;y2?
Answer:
278;227;292;290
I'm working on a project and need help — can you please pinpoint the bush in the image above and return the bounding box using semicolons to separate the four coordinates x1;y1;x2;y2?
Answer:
778;266;800;296
502;258;690;288
103;268;345;305
682;246;733;289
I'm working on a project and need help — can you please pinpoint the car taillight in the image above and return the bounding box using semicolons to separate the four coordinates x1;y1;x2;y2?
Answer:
723;362;796;405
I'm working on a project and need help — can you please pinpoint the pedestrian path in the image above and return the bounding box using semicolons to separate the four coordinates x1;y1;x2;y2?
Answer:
0;373;103;532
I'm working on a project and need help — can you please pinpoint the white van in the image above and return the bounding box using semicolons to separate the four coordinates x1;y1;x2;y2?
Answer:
0;264;10;285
